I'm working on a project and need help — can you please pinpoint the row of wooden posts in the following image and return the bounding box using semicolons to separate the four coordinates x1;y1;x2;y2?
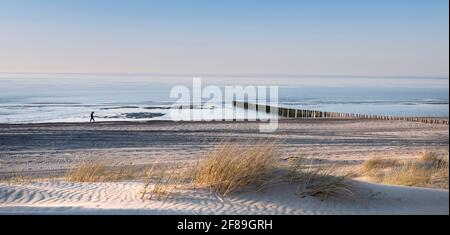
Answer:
233;101;449;125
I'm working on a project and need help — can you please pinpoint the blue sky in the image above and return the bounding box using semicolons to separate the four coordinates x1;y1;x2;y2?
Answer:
0;0;448;77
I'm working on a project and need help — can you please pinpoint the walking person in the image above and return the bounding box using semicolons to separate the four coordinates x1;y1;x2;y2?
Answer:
90;111;95;122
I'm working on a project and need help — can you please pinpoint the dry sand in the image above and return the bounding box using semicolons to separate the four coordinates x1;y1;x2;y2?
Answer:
0;180;447;215
0;119;448;214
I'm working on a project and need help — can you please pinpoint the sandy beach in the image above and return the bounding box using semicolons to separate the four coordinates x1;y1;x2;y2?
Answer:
0;119;448;214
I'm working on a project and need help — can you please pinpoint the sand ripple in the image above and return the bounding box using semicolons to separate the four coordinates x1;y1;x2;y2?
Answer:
0;180;448;215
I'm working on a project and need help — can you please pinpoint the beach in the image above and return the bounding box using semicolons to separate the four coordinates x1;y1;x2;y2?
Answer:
0;119;448;215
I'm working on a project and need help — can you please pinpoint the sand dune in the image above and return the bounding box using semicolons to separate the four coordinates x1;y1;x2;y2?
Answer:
0;120;448;214
0;180;447;215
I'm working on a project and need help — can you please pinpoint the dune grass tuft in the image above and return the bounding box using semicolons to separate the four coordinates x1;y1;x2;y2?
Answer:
360;157;400;177
288;157;354;200
66;159;146;182
362;158;400;171
191;140;277;196
381;163;433;187
419;151;448;169
140;161;191;200
1;175;32;185
141;140;278;199
361;151;448;189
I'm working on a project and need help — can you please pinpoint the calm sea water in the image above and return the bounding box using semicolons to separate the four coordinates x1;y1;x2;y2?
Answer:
0;74;448;123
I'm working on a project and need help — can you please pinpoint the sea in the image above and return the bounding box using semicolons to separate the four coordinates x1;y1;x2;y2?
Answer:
0;73;448;123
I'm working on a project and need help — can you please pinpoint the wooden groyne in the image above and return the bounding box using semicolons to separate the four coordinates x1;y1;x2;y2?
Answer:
233;101;449;125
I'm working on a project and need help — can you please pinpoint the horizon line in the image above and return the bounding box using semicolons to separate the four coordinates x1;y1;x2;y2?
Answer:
0;72;448;80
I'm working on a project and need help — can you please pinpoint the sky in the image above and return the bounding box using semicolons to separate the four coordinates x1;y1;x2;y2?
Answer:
0;0;448;77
